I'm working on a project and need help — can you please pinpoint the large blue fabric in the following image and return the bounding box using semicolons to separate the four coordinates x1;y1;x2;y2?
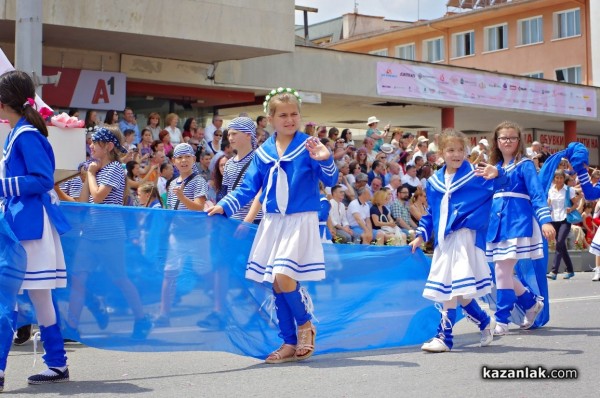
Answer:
0;211;27;367
14;203;441;358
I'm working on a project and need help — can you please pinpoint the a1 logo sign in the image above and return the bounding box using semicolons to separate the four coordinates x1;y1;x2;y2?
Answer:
92;77;116;104
71;70;126;111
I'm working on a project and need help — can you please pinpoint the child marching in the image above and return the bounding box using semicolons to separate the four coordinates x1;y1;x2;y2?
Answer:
410;128;507;352
208;87;338;363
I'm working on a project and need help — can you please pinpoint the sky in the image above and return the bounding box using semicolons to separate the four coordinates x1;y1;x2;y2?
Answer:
294;0;449;25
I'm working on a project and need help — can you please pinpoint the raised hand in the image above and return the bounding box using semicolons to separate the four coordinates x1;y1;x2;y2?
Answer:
305;137;331;161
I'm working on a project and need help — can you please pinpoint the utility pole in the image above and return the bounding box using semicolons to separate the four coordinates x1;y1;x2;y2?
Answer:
15;0;60;95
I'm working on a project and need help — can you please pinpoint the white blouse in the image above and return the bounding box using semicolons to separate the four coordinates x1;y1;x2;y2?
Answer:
548;184;576;222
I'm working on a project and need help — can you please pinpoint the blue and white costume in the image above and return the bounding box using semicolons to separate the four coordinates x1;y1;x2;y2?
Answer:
486;158;552;261
417;160;505;302
0;118;70;289
218;132;338;283
318;194;332;243
576;166;600;255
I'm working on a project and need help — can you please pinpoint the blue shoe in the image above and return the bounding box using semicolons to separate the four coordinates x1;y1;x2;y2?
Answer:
546;272;557;280
131;315;153;340
563;272;575;279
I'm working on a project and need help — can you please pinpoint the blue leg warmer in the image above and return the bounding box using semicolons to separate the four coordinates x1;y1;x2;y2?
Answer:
495;289;517;325
462;299;491;331
515;289;537;311
40;324;67;368
274;291;297;345
436;308;456;350
282;283;312;327
0;311;17;371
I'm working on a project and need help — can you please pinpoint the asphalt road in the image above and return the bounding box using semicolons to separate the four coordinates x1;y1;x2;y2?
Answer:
3;272;599;397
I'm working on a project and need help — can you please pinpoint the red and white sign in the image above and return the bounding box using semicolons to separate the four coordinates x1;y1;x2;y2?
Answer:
42;67;126;111
535;130;599;165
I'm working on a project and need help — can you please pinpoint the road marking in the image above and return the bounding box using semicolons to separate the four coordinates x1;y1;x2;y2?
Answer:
550;295;600;303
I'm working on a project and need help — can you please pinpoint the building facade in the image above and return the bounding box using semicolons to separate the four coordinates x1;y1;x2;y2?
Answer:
328;0;596;86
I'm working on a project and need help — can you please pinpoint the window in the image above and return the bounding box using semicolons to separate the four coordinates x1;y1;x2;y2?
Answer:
452;31;475;58
556;66;582;84
524;72;544;79
396;43;416;60
369;48;388;56
518;16;543;45
484;24;508;52
423;37;444;62
554;8;581;39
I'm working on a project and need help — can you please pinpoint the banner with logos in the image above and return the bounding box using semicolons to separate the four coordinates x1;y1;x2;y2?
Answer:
377;62;597;118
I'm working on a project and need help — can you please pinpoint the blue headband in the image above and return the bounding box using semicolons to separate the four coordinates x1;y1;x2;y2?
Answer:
91;128;127;153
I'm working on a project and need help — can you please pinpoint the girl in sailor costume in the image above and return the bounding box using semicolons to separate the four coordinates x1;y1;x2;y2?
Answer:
209;88;338;363
568;145;600;281
0;71;70;388
486;121;555;336
410;129;507;353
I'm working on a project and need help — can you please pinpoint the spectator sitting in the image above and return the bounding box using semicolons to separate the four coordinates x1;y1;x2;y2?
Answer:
390;187;418;236
401;165;422;196
197;151;213;182
385;174;402;204
367;160;386;185
370;190;400;245
526;141;541;159
329;185;359;243
369;176;383;196
347;187;374;245
159;129;174;156
157;162;174;205
410;189;428;225
137;182;163;209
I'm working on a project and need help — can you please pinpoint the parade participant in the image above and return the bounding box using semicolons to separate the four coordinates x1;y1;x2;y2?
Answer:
155;143;207;326
410;128;506;353
485;121;555;335
208;87;338;363
0;70;71;388
59;126;152;341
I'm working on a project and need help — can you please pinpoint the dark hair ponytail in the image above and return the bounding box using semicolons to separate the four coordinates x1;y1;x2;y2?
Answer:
0;70;49;137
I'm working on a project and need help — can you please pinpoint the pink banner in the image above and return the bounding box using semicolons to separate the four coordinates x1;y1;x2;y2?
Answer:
377;62;597;118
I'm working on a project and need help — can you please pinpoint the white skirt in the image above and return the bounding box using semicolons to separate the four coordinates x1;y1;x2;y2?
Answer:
245;212;326;283
20;208;67;290
589;227;600;256
485;217;544;261
424;228;493;302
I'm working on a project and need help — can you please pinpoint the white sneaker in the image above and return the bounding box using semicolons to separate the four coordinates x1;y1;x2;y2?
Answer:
520;298;544;330
480;318;495;347
421;337;450;353
592;268;600;282
494;322;509;336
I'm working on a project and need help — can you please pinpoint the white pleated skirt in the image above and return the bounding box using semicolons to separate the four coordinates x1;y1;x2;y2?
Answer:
20;208;67;290
485;217;545;261
245;212;326;283
423;228;493;302
589;227;600;256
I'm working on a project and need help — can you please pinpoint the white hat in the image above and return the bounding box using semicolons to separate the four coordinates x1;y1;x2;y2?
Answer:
380;143;394;154
366;116;380;125
479;138;489;147
417;136;429;143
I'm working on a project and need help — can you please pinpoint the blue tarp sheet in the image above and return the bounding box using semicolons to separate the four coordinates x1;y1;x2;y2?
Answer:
11;203;441;358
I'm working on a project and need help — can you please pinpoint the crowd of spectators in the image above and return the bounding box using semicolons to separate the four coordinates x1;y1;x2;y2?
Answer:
58;110;598;253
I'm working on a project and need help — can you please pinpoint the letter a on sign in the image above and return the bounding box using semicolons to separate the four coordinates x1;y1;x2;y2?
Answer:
92;79;110;104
